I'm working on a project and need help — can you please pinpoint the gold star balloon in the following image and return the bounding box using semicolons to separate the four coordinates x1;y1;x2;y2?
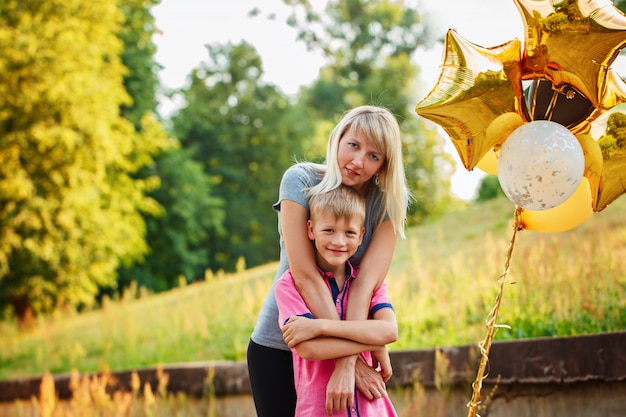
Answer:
416;0;626;231
589;69;626;210
517;0;626;108
416;30;523;170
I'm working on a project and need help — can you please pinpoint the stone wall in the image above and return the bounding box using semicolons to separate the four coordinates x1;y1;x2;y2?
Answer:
1;332;625;417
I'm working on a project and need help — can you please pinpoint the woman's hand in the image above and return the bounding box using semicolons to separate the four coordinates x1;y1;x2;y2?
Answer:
371;345;393;383
354;356;387;399
282;316;321;348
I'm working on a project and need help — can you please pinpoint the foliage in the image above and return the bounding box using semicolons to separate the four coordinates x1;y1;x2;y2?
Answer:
0;0;169;320
113;0;226;291
117;0;161;130
598;111;626;159
2;196;626;380
281;0;455;224
118;147;225;291
171;41;313;272
475;175;504;202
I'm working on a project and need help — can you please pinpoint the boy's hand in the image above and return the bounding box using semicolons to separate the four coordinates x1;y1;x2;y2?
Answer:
282;316;320;347
326;356;356;415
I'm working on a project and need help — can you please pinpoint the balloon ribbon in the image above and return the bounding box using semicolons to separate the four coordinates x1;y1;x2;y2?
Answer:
466;206;523;417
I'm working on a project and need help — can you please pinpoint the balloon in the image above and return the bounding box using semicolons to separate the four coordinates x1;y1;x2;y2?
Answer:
498;121;585;210
415;0;626;225
520;177;592;233
575;133;602;210
515;0;626;107
476;112;526;174
526;80;594;132
476;149;499;175
416;30;523;170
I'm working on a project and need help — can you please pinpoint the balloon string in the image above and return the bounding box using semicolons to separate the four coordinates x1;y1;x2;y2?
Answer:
466;205;523;417
542;89;560;121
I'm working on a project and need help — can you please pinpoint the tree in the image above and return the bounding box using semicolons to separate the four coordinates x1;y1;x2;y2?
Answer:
172;41;313;272
118;0;161;130
598;111;626;160
0;0;169;321
118;146;225;291
475;175;504;202
281;0;455;224
113;0;225;292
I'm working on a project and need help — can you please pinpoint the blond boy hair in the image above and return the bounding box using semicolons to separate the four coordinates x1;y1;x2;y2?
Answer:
309;185;366;227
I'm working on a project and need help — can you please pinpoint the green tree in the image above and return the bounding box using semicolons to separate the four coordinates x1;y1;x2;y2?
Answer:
475;175;504;202
172;41;312;272
281;0;454;223
118;0;161;130
118;146;225;291
598;111;626;160
0;0;169;321
113;0;225;292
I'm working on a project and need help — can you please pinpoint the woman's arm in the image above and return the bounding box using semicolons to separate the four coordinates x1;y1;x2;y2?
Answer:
280;200;339;320
341;221;398;397
346;220;398;321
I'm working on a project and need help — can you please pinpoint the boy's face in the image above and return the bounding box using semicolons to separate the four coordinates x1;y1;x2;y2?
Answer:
307;211;364;270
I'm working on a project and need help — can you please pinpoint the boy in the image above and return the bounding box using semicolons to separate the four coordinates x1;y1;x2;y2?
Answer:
274;185;398;417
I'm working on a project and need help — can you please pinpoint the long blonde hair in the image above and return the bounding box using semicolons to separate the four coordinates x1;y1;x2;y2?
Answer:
307;105;409;238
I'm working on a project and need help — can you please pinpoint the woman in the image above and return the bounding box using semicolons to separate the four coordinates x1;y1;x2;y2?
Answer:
247;105;409;417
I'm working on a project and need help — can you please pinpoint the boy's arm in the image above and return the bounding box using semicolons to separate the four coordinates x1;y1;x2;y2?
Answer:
294;337;384;361
288;307;397;360
282;309;397;348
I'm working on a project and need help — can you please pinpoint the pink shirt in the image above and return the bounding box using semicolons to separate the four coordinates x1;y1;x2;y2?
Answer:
275;264;398;417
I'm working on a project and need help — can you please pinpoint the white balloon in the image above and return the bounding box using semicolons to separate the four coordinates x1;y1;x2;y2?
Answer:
497;121;585;211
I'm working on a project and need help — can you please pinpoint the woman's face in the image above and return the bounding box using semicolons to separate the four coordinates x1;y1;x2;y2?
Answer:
337;128;385;194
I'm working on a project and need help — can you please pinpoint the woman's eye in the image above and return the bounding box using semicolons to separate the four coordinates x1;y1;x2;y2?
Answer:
370;153;380;161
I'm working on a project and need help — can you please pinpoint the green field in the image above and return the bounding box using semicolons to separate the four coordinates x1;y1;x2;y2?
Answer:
2;195;625;381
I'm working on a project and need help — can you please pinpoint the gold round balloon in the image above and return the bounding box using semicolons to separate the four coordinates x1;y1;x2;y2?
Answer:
520;178;593;233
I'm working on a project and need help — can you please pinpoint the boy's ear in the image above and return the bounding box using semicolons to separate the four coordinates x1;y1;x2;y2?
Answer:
307;220;315;240
358;227;365;245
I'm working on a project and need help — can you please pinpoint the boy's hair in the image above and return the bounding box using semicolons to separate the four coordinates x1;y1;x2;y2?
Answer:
309;185;366;227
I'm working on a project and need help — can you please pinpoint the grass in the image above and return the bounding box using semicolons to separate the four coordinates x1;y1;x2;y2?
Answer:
1;196;626;381
10;366;218;417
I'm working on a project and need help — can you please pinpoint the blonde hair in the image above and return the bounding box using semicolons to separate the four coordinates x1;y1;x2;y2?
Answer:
309;185;366;227
308;105;408;238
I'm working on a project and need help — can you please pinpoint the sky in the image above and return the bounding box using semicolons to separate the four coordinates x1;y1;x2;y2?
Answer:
148;1;529;200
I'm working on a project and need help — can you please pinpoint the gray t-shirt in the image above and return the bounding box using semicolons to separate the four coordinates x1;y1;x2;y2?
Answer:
250;163;386;350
